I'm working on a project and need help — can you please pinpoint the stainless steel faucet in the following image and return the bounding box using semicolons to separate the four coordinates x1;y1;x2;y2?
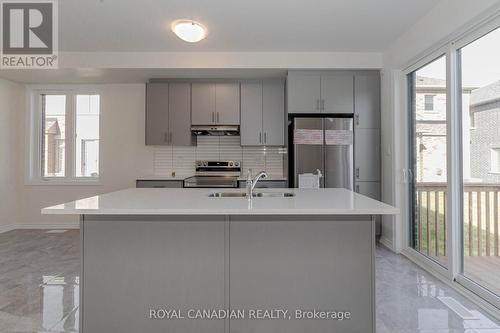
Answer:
246;169;268;199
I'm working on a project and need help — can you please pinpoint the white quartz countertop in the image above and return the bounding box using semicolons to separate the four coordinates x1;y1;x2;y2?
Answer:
41;188;398;216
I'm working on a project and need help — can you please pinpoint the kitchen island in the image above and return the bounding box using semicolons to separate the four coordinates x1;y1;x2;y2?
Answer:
42;188;397;333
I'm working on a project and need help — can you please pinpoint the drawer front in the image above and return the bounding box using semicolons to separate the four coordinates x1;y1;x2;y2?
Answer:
136;180;184;188
238;180;288;188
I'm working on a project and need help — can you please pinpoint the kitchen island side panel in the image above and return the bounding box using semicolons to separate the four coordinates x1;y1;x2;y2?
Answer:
230;215;374;333
81;215;226;333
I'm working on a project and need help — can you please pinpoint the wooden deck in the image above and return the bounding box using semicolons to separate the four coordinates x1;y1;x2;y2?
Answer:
464;256;500;295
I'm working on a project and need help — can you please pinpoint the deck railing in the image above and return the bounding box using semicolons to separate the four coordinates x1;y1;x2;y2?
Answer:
415;183;500;258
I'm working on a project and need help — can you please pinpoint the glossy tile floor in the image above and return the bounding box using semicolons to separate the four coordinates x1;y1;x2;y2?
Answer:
1;230;500;333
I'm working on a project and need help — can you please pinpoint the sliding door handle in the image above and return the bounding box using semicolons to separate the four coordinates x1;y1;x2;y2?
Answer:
355;167;360;179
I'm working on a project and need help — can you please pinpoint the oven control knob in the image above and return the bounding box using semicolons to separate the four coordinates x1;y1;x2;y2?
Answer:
203;162;208;166
229;162;233;167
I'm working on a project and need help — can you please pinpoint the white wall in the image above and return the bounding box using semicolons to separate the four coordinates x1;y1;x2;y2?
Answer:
380;0;500;252
18;84;155;226
0;79;23;231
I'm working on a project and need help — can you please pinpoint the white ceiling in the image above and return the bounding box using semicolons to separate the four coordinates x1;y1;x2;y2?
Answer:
59;0;440;52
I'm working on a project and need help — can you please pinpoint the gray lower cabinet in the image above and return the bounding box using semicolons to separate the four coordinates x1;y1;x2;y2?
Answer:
354;128;380;182
355;181;381;235
82;217;225;333
321;74;354;114
136;180;184;188
238;180;287;188
229;216;374;333
146;82;193;146
355;181;380;199
191;82;240;125
241;79;284;146
354;74;380;129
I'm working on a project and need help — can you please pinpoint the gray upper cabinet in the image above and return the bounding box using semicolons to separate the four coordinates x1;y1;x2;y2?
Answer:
146;83;169;145
241;82;263;145
287;72;321;113
216;82;240;125
191;83;216;125
287;71;354;114
321;74;354;114
168;83;192;146
191;82;240;125
262;80;285;145
241;80;284;146
354;74;380;129
146;82;193;146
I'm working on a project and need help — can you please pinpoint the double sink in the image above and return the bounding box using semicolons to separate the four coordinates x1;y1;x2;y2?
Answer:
209;192;295;198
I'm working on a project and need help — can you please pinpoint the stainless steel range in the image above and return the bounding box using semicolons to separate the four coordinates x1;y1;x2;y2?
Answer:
183;161;241;188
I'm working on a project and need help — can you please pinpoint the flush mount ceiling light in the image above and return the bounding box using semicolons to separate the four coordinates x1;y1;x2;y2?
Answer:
172;19;207;43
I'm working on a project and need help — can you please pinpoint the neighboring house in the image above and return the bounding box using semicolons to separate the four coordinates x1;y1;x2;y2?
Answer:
415;76;475;183
469;80;500;184
44;118;64;177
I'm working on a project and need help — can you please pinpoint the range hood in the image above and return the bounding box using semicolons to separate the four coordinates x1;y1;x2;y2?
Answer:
191;125;240;136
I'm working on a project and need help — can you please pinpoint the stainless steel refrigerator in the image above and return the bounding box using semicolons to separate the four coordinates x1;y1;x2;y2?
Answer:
291;116;354;189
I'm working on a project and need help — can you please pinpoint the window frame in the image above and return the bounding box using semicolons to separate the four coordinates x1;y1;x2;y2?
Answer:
26;86;102;185
402;14;500;312
423;94;436;112
490;147;500;174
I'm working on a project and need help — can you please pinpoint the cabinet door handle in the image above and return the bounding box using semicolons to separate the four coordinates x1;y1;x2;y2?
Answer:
316;99;320;111
259;132;262;144
164;132;168;144
169;132;173;144
355;167;360;179
216;112;219;123
355;114;360;126
264;132;267;144
356;184;360;193
321;99;325;111
212;112;215;123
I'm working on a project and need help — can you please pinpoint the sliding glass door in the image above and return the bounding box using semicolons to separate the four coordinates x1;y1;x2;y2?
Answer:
458;27;500;296
409;55;449;268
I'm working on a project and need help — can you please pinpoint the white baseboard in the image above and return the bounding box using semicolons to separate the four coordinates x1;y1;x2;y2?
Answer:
0;224;16;234
378;236;395;252
0;223;79;233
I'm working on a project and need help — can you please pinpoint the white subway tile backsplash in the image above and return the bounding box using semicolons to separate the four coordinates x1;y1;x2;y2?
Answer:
153;136;285;178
